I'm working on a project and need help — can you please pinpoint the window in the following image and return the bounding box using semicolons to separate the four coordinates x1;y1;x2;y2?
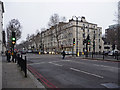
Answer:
83;33;85;38
99;39;100;42
88;25;89;28
82;24;85;31
88;29;89;33
68;39;72;45
83;29;85;32
83;48;85;52
99;34;100;37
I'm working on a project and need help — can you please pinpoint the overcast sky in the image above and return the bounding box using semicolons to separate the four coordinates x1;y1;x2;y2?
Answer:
3;0;118;44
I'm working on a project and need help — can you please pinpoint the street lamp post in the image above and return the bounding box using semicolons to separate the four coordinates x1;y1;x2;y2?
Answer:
93;27;95;54
72;16;81;57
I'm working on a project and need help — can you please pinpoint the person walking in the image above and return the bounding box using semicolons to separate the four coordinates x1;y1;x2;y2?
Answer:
62;50;65;59
12;52;14;62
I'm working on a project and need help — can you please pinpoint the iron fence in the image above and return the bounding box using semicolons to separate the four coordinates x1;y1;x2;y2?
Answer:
16;54;27;77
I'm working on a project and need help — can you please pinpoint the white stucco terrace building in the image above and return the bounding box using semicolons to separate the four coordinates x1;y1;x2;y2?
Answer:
0;1;4;55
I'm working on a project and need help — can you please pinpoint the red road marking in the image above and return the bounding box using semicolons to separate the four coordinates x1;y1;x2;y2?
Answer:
28;65;53;88
27;65;58;89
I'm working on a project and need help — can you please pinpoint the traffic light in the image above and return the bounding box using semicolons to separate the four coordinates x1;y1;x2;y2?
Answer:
73;38;75;45
87;35;90;45
12;31;16;45
88;40;91;45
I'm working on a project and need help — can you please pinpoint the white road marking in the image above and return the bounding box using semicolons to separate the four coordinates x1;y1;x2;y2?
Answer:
28;62;45;65
51;60;71;63
93;64;120;70
68;60;120;70
70;68;104;79
49;62;63;66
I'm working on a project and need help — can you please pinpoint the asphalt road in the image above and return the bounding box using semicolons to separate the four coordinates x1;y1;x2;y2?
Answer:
26;53;120;88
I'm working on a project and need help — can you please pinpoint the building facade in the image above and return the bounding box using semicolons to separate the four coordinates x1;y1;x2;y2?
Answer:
104;24;119;51
118;1;120;24
38;16;104;54
0;1;4;54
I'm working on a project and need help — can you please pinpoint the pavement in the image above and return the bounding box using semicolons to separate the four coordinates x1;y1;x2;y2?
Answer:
2;55;45;89
1;53;119;89
0;55;2;90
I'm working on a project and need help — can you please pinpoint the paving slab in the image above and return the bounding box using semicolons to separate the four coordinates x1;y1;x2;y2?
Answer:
2;56;45;89
0;55;2;90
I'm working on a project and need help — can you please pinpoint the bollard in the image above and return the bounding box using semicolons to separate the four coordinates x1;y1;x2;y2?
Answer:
117;52;118;60
17;54;20;65
21;55;23;71
103;51;104;60
25;56;27;77
92;52;93;58
85;51;88;58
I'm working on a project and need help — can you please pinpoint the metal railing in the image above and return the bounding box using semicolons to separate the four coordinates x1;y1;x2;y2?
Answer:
79;52;120;61
16;54;27;77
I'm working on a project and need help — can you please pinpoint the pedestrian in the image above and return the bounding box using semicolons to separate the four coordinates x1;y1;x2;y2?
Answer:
62;50;65;59
11;52;15;62
6;50;9;62
8;51;11;62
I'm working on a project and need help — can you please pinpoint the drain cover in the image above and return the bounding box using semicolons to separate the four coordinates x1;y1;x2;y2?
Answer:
101;83;120;88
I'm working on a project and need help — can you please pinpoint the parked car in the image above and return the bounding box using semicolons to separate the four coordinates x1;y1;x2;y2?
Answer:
27;50;32;53
65;51;75;55
44;51;47;54
104;51;110;55
108;50;119;56
108;51;114;56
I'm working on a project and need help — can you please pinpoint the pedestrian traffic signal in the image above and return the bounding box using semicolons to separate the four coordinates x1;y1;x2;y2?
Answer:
86;35;91;45
12;31;16;45
73;38;75;45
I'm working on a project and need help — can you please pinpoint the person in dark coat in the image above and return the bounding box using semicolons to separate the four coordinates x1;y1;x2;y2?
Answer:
62;50;65;59
7;51;11;62
6;50;9;62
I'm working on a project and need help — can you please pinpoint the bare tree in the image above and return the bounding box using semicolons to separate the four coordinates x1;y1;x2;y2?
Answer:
106;29;116;45
116;25;120;50
41;28;46;32
30;34;40;50
26;34;30;41
35;32;40;50
117;2;120;50
48;13;59;27
6;19;22;48
106;2;120;50
48;13;66;53
60;16;67;22
35;29;40;35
